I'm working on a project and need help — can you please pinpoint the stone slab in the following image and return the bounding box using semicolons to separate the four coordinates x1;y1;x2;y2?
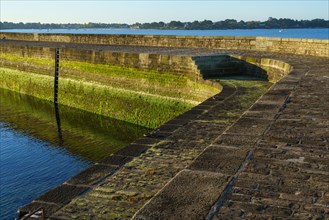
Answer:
243;110;278;119
114;143;151;157
155;123;182;132
213;133;259;147
133;170;230;220
249;102;282;112
98;154;133;167
35;184;89;205
66;164;116;186
132;137;160;145
225;117;272;136
189;146;249;175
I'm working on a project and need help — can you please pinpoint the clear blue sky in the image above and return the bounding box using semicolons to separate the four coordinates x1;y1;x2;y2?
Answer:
1;0;328;24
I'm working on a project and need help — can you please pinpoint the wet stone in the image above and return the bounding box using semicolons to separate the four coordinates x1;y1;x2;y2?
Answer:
66;164;116;186
35;184;89;205
98;154;133;167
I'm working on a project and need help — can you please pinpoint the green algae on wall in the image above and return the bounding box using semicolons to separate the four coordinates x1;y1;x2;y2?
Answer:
0;67;199;128
0;88;151;162
0;52;220;103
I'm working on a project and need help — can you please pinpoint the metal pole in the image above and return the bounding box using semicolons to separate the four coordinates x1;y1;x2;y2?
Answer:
53;48;63;145
54;48;60;103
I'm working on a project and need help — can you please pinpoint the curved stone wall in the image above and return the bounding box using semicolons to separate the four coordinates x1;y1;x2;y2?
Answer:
1;32;328;57
0;43;292;83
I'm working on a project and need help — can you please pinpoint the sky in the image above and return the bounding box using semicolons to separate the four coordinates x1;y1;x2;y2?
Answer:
1;0;328;24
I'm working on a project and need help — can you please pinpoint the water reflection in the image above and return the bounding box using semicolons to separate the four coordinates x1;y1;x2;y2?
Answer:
0;88;151;219
0;88;151;162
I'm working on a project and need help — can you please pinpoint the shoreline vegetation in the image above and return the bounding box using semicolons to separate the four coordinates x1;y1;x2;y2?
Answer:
1;18;328;30
0;53;221;129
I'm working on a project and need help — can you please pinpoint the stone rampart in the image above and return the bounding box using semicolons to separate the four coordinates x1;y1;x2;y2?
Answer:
0;43;292;83
0;43;201;81
1;32;328;57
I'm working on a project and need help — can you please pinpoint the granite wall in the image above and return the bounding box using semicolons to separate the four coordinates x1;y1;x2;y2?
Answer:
1;32;328;57
0;43;292;82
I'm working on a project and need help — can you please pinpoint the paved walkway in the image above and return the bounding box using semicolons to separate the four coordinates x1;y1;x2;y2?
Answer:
133;55;329;220
10;41;328;219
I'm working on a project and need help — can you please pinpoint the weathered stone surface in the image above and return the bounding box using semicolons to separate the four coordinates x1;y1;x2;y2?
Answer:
98;154;133;166
189;146;249;175
66;164;116;186
132;137;160;145
224;117;272;136
133;170;230;220
213;56;329;219
213;133;259;148
35;184;89;205
114;144;151;157
1;34;328;57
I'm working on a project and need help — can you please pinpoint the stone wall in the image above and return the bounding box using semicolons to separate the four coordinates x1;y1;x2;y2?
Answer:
1;32;328;57
0;43;201;81
1;43;292;83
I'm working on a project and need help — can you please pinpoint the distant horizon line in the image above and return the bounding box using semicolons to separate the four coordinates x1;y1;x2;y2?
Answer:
1;18;328;30
1;18;329;25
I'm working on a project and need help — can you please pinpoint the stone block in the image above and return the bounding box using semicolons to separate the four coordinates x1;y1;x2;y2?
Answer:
225;117;272;136
132;137;160;145
115;144;151;157
189;146;249;175
66;164;116;186
98;154;133;166
35;184;89;205
213;133;259;147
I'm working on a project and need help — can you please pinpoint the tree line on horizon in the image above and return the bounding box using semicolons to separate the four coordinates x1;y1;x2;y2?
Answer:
1;18;328;30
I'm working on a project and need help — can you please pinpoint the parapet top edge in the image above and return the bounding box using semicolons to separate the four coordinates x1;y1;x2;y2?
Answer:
1;32;328;42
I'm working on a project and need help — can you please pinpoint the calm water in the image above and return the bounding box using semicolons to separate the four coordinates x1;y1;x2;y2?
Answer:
0;89;150;219
1;28;329;39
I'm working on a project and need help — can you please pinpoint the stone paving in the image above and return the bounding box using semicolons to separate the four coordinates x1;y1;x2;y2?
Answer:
8;40;329;219
133;55;329;219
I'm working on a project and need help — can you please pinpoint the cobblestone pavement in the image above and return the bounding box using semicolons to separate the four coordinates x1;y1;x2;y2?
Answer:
10;40;328;219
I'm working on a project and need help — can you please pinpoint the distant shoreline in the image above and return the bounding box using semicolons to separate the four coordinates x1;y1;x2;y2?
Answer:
1;18;328;30
1;27;329;31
